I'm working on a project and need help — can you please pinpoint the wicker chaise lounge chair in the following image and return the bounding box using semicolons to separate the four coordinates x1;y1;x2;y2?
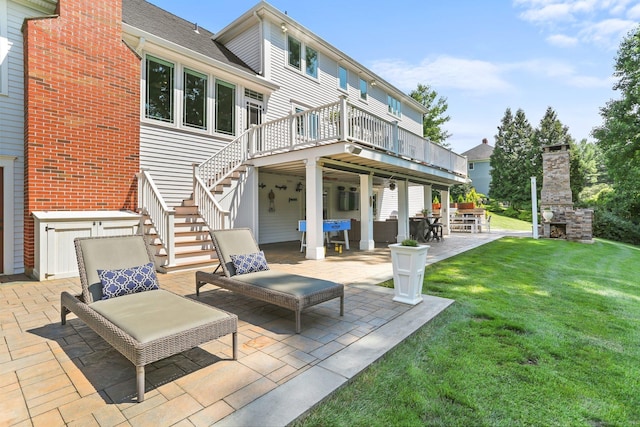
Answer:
196;228;344;333
61;235;237;402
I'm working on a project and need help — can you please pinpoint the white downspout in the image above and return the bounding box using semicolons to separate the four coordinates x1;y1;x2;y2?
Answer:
253;11;264;76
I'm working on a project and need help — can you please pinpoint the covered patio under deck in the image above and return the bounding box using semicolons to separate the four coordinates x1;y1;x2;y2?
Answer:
249;139;468;260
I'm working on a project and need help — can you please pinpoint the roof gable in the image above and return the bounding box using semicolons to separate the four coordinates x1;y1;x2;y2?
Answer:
462;142;494;161
122;0;256;74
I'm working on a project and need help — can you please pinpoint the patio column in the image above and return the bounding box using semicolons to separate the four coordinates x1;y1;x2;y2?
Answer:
396;179;409;242
305;158;325;259
441;187;450;235
423;184;433;212
359;173;375;250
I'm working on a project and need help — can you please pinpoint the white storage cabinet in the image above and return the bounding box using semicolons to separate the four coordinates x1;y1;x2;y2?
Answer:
32;211;141;280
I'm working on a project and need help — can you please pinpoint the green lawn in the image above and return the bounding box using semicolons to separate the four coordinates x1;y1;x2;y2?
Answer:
489;211;533;231
296;237;640;426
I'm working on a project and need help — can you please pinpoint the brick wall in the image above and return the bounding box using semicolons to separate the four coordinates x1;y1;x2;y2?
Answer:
23;0;141;271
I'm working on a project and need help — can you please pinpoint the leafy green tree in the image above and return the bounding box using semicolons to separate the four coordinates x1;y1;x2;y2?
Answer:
489;108;535;208
409;83;451;146
592;24;640;222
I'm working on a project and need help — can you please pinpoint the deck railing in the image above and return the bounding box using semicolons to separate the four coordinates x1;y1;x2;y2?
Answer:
137;169;175;266
191;96;467;231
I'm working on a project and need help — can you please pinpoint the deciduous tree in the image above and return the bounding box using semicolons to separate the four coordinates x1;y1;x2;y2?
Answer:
410;83;451;146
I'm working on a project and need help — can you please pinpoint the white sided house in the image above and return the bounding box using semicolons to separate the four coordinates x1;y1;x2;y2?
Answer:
1;0;468;279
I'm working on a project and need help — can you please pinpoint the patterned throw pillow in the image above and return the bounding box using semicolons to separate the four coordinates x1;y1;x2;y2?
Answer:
98;262;159;300
230;251;270;275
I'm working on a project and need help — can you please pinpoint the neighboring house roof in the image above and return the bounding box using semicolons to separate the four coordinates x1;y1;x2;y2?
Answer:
462;141;494;162
122;0;256;75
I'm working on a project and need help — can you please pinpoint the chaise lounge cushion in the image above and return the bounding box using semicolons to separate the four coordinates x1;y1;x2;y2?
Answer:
98;262;159;300
230;251;269;275
89;289;231;344
232;270;340;297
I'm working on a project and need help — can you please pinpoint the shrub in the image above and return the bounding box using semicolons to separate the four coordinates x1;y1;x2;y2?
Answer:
401;239;419;247
593;208;640;245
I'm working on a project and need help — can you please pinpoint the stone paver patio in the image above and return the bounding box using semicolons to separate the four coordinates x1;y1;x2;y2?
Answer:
0;231;526;426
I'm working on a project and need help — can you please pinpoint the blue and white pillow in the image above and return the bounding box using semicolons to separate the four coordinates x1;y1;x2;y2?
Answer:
98;262;159;300
230;251;269;275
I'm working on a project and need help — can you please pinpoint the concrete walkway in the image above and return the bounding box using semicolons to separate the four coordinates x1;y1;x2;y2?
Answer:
0;230;528;426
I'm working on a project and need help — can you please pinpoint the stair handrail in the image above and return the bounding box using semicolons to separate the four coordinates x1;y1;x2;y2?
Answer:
193;165;230;231
137;169;175;266
195;127;251;191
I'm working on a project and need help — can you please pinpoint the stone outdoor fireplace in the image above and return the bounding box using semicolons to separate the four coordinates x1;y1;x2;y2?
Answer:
540;144;593;242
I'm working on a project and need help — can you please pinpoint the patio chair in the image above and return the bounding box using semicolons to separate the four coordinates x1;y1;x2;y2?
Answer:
61;235;237;402
196;228;344;333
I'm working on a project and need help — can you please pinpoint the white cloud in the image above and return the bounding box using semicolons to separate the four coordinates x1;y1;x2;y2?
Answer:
547;34;579;46
628;3;640;18
518;2;575;22
578;18;637;48
514;0;639;48
370;56;513;94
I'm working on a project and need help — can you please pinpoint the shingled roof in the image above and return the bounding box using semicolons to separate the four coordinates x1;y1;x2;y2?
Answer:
122;0;256;74
462;140;494;161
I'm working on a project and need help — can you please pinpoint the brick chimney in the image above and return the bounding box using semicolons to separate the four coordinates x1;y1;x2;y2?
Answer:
540;144;593;242
22;0;141;273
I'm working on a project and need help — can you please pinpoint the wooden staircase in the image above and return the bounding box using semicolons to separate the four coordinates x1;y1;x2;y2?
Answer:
141;164;248;273
142;202;219;273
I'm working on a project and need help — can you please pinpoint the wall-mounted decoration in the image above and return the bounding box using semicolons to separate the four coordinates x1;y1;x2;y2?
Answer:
289;197;298;203
268;189;275;212
296;182;303;192
275;185;287;190
259;182;266;189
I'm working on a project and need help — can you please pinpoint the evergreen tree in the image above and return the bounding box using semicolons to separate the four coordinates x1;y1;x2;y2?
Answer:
409;83;451;146
489;108;534;208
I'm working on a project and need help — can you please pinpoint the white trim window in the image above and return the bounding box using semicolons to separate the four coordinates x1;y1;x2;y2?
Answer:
359;78;368;101
305;46;318;78
387;94;401;117
287;35;319;79
145;55;175;123
143;54;238;136
183;68;207;130
338;65;348;91
215;80;236;135
469;162;474;171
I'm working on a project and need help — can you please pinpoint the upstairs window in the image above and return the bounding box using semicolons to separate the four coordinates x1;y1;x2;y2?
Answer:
215;80;236;135
183;68;207;129
387;95;401;117
146;56;174;123
359;78;368;101
288;35;301;70
305;46;318;78
469;162;475;170
338;66;348;91
287;35;319;80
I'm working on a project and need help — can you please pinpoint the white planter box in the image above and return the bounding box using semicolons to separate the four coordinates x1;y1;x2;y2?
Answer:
389;243;430;305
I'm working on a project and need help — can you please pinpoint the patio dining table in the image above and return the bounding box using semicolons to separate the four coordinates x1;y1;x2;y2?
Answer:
410;216;442;242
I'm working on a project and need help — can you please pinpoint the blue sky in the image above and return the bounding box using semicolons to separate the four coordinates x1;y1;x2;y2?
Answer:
149;0;639;153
